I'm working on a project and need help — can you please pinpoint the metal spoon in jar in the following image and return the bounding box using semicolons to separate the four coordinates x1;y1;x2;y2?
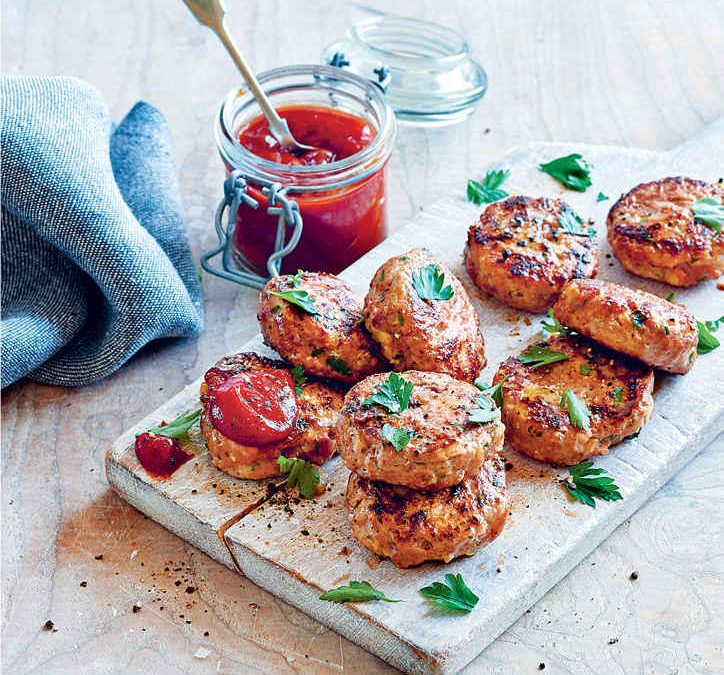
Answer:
182;0;317;154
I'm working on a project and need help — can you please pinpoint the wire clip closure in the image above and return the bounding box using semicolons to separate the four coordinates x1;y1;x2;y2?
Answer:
200;170;303;289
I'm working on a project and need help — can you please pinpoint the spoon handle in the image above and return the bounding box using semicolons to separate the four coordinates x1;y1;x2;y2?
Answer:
182;0;296;147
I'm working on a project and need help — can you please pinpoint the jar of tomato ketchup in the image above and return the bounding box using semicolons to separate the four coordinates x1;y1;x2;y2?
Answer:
213;65;395;282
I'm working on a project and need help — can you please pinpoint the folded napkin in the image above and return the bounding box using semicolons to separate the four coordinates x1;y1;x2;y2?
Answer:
1;76;204;387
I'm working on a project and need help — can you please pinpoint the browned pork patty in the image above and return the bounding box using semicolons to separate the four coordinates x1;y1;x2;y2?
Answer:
363;249;486;382
553;279;698;374
607;177;723;287
337;370;504;490
200;353;343;479
258;272;387;384
494;335;654;465
464;196;598;313
346;457;509;568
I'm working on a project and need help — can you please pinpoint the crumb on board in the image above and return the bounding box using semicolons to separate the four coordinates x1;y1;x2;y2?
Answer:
365;555;382;570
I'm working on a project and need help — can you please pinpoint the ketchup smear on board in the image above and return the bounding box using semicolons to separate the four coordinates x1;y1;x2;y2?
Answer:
135;432;192;479
233;104;387;275
207;368;298;446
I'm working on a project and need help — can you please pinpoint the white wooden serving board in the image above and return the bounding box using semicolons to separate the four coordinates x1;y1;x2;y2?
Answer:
107;121;723;675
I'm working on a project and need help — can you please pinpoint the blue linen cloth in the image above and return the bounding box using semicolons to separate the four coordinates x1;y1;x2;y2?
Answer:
1;76;204;387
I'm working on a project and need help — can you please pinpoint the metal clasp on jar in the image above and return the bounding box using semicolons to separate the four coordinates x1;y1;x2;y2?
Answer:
201;169;302;289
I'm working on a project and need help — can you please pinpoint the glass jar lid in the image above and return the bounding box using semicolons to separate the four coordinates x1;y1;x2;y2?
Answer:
321;15;487;127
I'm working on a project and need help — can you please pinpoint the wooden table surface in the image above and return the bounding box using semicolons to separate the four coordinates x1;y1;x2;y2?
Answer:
3;1;723;673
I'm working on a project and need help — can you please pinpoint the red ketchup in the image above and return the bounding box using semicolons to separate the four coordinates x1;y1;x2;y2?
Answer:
234;105;387;274
135;432;192;479
207;368;298;445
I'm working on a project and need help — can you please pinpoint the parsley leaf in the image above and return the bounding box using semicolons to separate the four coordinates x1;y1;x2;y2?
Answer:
420;573;479;613
515;345;569;368
539;154;593;192
467;169;510;205
563;460;622;508
579;363;591;376
411;263;454;301
362;373;413;414
560;389;591;430
697;317;723;354
147;408;201;439
380;423;415;451
320;580;400;604
610;386;624;405
327;356;352;376
632;310;648;328
596;192;609;202
290;365;306;396
692;197;724;233
468;394;501;424
268;271;318;314
665;292;677;303
541;309;569;337
277;456;320;499
557;209;595;237
474;375;507;407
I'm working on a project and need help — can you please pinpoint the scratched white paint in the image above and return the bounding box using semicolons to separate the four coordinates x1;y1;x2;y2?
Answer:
108;128;724;673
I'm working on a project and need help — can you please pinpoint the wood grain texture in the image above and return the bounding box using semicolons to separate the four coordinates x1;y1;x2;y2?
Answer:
105;136;724;674
2;0;723;673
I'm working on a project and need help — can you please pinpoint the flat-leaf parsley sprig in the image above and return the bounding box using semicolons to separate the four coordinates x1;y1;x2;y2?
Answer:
419;573;479;613
560;388;591;430
540;309;569;337
290;365;307;396
320;580;400;604
277;456;320;499
380;423;415;451
691;197;724;233
539;153;593;192
468;394;500;424
515;345;569;368
467;168;510;205
697;317;723;354
563;460;622;508
411;263;454;302
268;270;318;314
557;209;595;237
362;372;413;414
147;408;201;439
474;374;507;408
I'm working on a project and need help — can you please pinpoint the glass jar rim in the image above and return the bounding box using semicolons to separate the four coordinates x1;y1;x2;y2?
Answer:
321;15;486;125
215;64;395;190
349;15;470;66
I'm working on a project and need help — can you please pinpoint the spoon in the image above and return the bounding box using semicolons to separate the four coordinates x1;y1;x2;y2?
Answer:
182;0;317;154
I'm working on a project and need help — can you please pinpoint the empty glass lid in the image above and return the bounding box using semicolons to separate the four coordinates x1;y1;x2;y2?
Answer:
321;14;487;126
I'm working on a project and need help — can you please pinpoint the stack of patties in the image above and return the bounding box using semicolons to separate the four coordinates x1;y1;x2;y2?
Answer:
336;370;509;568
333;249;509;568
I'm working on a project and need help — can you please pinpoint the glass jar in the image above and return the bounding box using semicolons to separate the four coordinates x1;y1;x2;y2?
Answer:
215;65;395;276
322;15;487;126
